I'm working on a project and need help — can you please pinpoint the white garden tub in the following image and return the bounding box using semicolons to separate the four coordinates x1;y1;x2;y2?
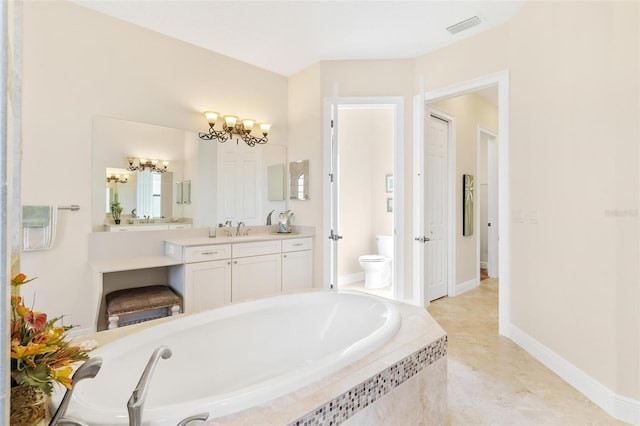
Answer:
52;291;401;425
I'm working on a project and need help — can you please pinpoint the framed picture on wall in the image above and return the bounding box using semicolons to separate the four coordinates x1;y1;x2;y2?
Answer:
387;198;393;212
463;174;474;236
386;174;394;193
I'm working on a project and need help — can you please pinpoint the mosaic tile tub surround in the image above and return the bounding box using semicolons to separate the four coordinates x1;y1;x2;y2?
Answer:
289;335;448;426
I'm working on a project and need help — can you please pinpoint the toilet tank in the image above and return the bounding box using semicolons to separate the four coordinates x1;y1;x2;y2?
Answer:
376;235;393;259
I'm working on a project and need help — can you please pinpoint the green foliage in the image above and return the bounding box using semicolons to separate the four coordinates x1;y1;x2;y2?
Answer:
110;200;123;220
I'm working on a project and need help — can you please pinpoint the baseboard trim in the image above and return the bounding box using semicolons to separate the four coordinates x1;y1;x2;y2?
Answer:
338;272;365;286
455;278;478;295
510;325;640;425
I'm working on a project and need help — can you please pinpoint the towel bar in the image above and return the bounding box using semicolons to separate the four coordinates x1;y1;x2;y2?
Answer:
57;205;80;211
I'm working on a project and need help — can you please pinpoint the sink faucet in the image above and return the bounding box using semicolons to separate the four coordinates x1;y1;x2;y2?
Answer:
236;221;245;236
266;209;275;225
127;346;172;426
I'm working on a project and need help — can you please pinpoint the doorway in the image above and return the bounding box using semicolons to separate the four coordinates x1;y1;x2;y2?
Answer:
478;127;499;281
323;97;405;301
414;71;511;336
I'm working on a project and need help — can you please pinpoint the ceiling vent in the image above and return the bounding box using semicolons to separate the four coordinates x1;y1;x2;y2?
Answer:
446;16;482;35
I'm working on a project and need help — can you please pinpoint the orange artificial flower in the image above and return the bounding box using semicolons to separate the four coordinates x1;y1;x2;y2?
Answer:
24;311;47;332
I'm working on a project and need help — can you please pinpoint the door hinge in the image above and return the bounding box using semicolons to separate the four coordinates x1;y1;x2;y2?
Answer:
329;173;334;183
414;236;430;243
331;119;334;128
329;230;343;241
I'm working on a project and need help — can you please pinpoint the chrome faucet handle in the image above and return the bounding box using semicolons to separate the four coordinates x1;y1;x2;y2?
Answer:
50;357;103;426
128;346;172;426
236;221;245;236
177;413;209;426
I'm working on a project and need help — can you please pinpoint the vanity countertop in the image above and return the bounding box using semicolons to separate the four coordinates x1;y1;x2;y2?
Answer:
164;229;314;247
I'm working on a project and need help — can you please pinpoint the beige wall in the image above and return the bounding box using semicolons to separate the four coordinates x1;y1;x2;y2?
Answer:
337;107;394;278
433;94;498;286
287;63;323;286
417;0;639;400
19;1;288;330
17;0;639;408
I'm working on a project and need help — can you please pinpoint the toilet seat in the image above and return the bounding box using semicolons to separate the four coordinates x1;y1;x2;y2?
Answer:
359;255;386;263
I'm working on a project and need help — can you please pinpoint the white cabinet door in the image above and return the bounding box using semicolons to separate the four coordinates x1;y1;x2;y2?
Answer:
232;253;281;302
282;250;312;292
184;259;232;313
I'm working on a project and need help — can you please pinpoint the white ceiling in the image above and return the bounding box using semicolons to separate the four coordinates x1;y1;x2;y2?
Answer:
72;0;526;76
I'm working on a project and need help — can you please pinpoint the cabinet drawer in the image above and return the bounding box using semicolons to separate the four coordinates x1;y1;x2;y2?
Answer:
184;244;231;263
282;237;313;252
232;240;281;258
168;223;192;230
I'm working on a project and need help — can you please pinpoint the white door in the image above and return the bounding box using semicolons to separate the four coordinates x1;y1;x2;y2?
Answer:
328;104;341;289
425;113;449;301
487;135;499;277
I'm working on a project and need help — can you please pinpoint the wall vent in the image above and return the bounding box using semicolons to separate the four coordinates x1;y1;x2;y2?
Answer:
446;16;482;35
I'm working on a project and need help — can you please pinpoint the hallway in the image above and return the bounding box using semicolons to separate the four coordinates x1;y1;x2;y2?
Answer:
427;279;627;425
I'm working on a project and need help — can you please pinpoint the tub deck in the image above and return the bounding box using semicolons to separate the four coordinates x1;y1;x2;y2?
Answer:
73;293;447;425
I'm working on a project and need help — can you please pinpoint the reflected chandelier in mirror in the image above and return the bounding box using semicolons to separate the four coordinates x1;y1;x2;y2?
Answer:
127;157;170;173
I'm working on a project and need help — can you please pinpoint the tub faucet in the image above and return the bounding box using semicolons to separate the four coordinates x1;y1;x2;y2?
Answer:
127;346;172;426
50;357;103;426
177;413;210;426
236;221;245;236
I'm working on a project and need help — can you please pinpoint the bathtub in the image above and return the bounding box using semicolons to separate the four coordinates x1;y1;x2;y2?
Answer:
52;291;401;425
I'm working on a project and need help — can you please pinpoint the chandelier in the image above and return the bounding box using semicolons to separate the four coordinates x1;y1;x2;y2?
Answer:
106;174;129;184
127;158;169;173
198;111;271;147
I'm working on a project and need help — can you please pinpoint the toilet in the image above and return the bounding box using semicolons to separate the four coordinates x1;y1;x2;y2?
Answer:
358;235;393;289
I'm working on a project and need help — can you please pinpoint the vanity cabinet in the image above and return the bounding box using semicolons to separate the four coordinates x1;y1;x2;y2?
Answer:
231;240;282;302
167;243;233;313
182;260;232;313
282;238;313;292
166;236;313;313
232;254;282;302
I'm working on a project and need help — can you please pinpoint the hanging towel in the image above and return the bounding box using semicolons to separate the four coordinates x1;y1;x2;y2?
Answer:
22;206;51;228
22;206;57;251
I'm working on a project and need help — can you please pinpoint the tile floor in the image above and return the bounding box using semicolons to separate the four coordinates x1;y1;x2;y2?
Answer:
427;278;628;426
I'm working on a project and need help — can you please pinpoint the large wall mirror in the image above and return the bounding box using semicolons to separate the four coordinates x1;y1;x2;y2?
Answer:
92;117;287;231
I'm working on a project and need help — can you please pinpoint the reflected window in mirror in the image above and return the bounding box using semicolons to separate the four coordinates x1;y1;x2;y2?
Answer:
297;174;305;200
289;160;309;200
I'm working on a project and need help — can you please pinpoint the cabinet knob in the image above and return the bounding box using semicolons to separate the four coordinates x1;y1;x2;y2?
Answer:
283;254;287;258
234;261;238;264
